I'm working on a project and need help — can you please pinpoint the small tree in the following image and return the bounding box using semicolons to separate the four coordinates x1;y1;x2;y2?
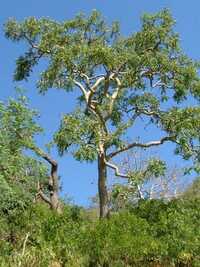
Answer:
182;176;200;200
110;153;186;211
0;94;61;213
5;9;200;217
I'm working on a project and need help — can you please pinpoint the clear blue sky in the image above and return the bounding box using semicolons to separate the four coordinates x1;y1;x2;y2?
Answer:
1;1;200;206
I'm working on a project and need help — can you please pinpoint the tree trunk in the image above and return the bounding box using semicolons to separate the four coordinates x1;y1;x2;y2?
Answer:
49;162;62;214
33;146;62;214
98;153;109;218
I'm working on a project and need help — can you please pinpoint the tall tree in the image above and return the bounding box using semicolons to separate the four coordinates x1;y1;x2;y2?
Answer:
5;9;200;217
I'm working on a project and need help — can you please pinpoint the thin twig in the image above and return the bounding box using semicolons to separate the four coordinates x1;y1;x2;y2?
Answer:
18;232;30;267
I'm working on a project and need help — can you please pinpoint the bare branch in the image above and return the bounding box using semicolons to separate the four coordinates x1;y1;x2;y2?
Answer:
29;145;60;210
22;232;29;257
18;232;30;267
87;76;106;108
35;181;51;206
80;73;90;84
73;80;89;101
104;159;129;178
91;77;105;92
152;80;170;88
138;109;160;117
105;160;145;200
30;146;57;168
127;108;162;120
23;34;40;50
107;136;175;159
105;76;122;120
137;184;145;199
88;74;106;81
37;190;52;206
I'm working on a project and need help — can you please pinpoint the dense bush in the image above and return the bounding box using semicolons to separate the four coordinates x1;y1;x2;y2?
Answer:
0;198;199;266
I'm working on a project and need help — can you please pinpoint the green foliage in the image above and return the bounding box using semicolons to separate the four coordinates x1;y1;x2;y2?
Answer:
0;199;199;266
4;11;120;90
2;9;200;266
182;177;200;199
132;199;200;266
0;94;49;223
146;159;167;178
161;107;200;163
4;9;200;174
81;212;156;267
54;110;98;161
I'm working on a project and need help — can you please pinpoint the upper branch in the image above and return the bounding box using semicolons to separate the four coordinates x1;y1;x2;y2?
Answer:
107;136;176;159
73;79;89;101
88;76;106;107
127;107;162;120
105;76;122;120
91;76;105;92
23;34;50;54
31;146;57;168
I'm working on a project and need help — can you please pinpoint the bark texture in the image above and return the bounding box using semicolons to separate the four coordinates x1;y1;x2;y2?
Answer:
98;153;109;218
33;147;62;214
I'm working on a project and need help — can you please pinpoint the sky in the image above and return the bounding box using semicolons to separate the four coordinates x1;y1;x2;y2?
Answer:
1;0;200;206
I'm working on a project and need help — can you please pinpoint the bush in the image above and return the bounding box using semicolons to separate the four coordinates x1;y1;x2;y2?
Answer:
0;199;199;266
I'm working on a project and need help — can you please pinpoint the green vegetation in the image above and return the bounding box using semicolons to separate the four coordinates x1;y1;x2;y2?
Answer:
0;9;200;266
0;196;199;266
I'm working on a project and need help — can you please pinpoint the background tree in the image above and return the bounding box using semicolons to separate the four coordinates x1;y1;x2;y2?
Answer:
181;176;200;200
111;149;186;204
0;93;61;213
5;9;200;218
90;150;185;213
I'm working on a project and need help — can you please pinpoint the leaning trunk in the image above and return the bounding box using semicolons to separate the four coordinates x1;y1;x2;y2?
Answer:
98;153;109;218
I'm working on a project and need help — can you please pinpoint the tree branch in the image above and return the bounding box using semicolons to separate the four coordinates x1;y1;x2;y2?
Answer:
35;181;51;206
104;159;129;178
23;34;50;54
18;232;30;267
127;107;162;120
87;76;106;107
28;144;60;210
152;80;170;88
29;146;57;167
36;190;52;206
73;79;89;101
91;76;105;92
107;136;175;159
104;159;144;199
88;74;106;81
137;184;145;199
105;76;122;120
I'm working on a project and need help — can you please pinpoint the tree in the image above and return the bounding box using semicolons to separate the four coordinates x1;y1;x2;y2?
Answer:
5;9;200;218
0;94;61;213
32;146;61;213
111;149;186;205
181;176;200;199
91;151;185;213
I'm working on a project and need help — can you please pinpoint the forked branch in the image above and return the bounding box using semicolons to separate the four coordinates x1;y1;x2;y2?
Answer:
104;159;145;199
104;159;129;178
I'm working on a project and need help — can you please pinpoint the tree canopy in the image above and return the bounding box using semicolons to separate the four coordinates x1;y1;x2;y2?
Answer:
5;9;200;217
